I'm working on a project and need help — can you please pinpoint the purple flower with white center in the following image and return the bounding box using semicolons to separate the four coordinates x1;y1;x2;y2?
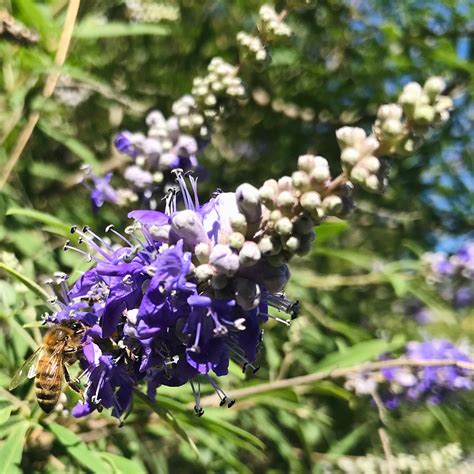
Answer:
381;340;473;407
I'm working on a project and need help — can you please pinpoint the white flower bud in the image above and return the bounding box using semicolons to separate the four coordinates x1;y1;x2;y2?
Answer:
310;166;330;183
259;236;278;255
209;244;240;276
283;236;299;252
340;147;360;166
259;185;277;206
239;241;261;266
350;166;370;183
382;118;403;136
300;191;321;211
275;217;293;235
149;224;170;242
423;76;445;99
236;183;262;223
276;191;298;210
336;126;366;147
365;174;380;191
278;176;293;191
297;154;316;172
195;264;214;282
361;156;381;173
399;82;423;107
322;195;343;214
291;171;310;190
229;231;245;250
377;103;403;120
195;242;211;263
270;209;283;222
230;213;248;234
434;95;453;113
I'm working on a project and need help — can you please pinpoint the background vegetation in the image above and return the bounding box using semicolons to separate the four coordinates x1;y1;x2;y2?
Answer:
0;0;472;472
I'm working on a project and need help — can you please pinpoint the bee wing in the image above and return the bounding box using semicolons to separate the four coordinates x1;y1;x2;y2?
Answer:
39;343;67;391
9;346;43;390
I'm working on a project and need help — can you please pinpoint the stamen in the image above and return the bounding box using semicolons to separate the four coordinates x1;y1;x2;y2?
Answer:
267;292;300;318
105;224;134;247
204;375;235;408
190;379;204;416
63;241;93;262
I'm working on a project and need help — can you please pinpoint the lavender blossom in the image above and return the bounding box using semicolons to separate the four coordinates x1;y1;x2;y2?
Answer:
381;340;473;406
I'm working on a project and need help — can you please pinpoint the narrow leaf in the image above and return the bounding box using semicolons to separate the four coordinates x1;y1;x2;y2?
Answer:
0;421;29;474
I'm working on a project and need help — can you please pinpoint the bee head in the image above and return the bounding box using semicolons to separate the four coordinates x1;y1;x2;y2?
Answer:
63;319;86;335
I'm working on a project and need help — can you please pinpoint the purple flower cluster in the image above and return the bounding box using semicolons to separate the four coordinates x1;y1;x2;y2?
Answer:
84;103;210;211
51;172;298;420
381;340;473;408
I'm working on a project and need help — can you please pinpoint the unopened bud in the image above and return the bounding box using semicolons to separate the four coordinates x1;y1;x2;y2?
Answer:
350;166;370;183
300;192;321;211
365;175;380;191
229;232;245;250
259;236;278;255
270;209;283;222
239;241;261;266
340;147;360;166
361;156;381;173
195;242;211;263
336;126;366;147
423;76;445;99
283;236;300;252
259;185;277;207
276;191;298;210
236;183;262;224
209;244;240;276
195;264;214;282
297;154;316;173
171;210;207;247
413;104;435;124
310;166;331;183
277;176;293;191
230;213;248;234
322;195;343;214
275;217;293;235
291;171;310;191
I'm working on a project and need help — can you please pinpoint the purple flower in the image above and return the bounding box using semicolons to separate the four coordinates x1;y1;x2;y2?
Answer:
381;339;473;408
87;172;119;211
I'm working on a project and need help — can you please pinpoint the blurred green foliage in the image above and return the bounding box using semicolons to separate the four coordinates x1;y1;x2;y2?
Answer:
0;0;473;472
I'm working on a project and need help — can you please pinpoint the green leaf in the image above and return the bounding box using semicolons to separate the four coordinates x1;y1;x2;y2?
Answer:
315;219;349;243
0;262;49;300
74;20;170;39
0;421;30;474
100;453;147;474
0;407;12;426
38;121;99;166
313;336;406;372
312;247;377;269
47;423;113;474
6;207;72;240
328;422;373;455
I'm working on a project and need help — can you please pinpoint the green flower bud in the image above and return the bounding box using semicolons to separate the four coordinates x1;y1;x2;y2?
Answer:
423;76;445;100
413;104;435;124
229;231;245;250
365;174;380;191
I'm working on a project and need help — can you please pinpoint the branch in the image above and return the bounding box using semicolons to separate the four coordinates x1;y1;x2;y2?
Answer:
198;358;474;407
0;0;81;189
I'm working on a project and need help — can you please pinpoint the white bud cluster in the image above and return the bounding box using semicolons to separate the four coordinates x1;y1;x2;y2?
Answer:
125;0;180;23
171;95;208;138
237;31;270;66
336;127;389;192
258;5;292;41
332;443;463;474
374;77;453;156
192;57;246;121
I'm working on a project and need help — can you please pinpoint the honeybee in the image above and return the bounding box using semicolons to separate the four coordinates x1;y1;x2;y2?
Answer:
9;320;85;413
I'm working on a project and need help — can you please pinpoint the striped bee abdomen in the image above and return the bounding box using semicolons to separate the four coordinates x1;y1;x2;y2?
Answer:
35;357;63;413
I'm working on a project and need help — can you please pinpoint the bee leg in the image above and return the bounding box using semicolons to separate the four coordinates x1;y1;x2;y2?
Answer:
63;364;84;400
